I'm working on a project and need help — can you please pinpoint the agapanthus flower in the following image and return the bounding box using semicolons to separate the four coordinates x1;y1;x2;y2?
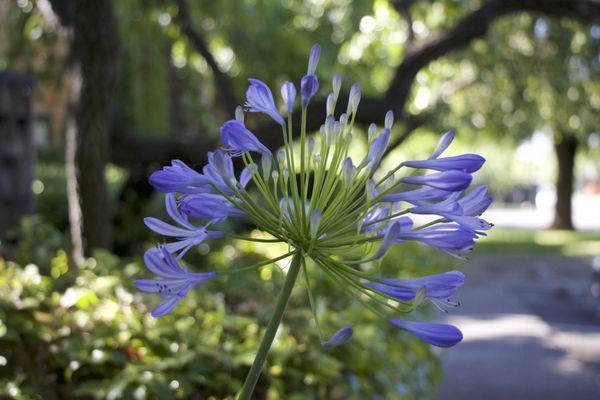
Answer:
138;45;492;398
135;246;217;317
245;78;284;125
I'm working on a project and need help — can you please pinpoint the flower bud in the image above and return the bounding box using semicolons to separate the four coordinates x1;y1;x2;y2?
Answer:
339;113;348;130
282;167;289;180
342;157;355;186
235;106;244;123
313;154;322;164
277;149;286;164
307;137;315;154
247;163;258;175
271;170;279;182
301;75;319;107
332;75;342;101
346;133;353;146
307;44;321;75
281;81;296;114
385;110;394;130
368;123;377;141
326;93;334;116
261;152;272;177
309;208;322;238
346;83;361;116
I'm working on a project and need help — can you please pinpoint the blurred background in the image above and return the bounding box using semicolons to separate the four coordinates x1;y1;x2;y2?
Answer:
0;0;599;399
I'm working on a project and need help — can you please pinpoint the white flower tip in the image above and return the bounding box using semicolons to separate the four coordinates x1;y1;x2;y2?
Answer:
332;75;342;98
384;110;394;129
326;93;334;115
235;106;244;122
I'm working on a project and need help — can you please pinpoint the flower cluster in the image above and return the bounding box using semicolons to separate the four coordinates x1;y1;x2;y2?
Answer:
137;45;492;353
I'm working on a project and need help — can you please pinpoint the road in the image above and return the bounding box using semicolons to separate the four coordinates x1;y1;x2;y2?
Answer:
434;254;600;400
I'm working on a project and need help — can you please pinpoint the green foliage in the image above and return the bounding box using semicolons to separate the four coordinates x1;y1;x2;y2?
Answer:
0;219;444;399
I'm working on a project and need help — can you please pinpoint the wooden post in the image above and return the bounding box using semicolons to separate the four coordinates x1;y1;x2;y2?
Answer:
0;71;36;236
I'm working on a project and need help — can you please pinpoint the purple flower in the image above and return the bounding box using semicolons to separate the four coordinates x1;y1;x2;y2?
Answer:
429;130;456;159
135;247;217;317
220;120;270;156
362;204;390;233
393;219;476;257
388;318;463;347
301;74;319;107
322;326;353;347
203;149;252;195
404;154;486;173
459;185;492;216
144;194;224;257
245;78;284;125
280;81;296;114
366;270;465;303
180;193;245;222
149;160;209;194
402;170;473;192
409;195;491;233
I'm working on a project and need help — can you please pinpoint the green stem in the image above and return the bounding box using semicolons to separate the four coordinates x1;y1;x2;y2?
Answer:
237;253;303;400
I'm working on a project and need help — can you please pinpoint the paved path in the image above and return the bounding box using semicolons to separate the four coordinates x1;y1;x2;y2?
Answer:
434;254;600;400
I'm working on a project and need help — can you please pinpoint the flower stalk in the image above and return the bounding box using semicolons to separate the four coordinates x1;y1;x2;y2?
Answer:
238;253;302;400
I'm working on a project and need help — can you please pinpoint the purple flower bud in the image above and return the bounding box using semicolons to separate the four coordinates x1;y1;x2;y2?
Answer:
280;81;296;114
322;326;353;347
430;130;456;159
366;128;391;173
307;44;321;75
301;74;319;107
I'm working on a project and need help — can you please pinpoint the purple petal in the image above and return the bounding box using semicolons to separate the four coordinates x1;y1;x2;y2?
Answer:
404;154;485;173
144;217;194;237
151;296;182;317
389;318;463;347
401;171;473;192
322;326;353;347
143;248;186;278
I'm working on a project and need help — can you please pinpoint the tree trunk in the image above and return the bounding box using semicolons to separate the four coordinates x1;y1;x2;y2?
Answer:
50;0;120;254
551;135;577;230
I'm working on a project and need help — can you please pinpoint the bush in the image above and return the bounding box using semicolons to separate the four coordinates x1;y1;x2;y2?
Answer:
0;221;444;399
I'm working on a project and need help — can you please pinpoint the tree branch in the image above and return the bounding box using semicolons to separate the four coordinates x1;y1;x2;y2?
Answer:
111;0;600;169
173;0;238;112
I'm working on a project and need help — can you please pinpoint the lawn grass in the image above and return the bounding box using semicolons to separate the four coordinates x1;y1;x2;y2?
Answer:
474;228;600;256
